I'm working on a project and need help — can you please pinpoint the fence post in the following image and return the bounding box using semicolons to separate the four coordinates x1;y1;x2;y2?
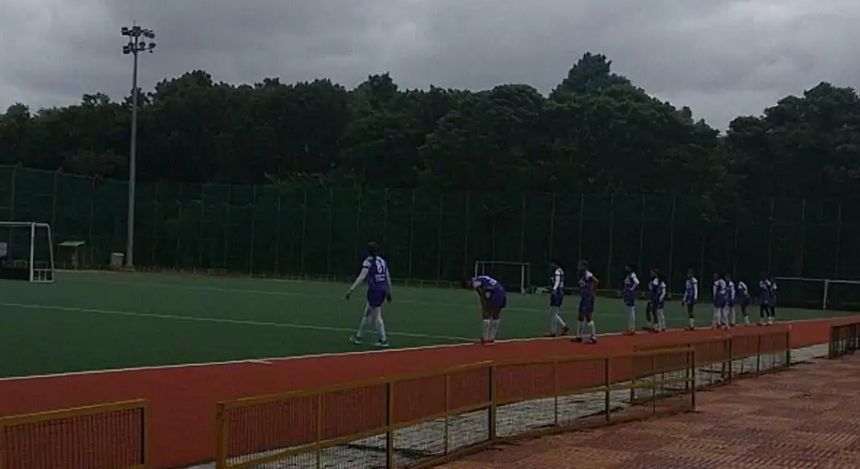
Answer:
519;193;526;262
51;170;59;232
248;185;257;275
274;184;282;275
6;164;16;221
549;192;556;257
354;189;362;267
767;198;775;273
88;176;95;259
605;193;615;288
198;184;205;269
797;199;806;276
407;190;415;278
223;184;231;270
668;195;676;284
325;187;333;274
382;188;389;252
577;192;584;261
834;203;842;278
437;193;445;279
637;194;645;278
300;188;308;273
463;191;471;276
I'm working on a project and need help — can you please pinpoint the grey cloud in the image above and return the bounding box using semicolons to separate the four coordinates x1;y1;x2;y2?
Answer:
1;0;859;128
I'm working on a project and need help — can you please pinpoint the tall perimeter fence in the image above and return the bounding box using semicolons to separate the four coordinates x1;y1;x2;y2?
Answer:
2;165;860;290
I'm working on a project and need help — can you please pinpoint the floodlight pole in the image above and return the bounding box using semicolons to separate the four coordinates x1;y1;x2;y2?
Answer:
121;24;156;269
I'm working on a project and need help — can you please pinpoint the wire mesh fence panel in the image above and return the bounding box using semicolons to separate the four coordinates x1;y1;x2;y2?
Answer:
580;193;612;284
803;199;840;280
438;192;469;281
609;194;641;287
383;189;414;280
251;185;279;275
521;193;554;273
5;166;860;286
410;191;443;280
770;197;805;278
735;198;771;281
551;192;581;275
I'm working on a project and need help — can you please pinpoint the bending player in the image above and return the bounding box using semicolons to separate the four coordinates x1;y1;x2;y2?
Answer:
346;241;392;348
572;260;598;344
472;274;506;344
622;264;639;334
759;274;777;325
682;269;698;330
712;272;728;329
737;279;751;325
547;259;570;337
648;269;667;332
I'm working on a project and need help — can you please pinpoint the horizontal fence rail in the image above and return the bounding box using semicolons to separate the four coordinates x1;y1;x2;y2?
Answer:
215;350;697;469
3;166;860;296
0;399;148;469
633;329;792;388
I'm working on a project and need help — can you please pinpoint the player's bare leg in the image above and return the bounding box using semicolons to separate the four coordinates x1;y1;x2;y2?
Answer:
685;304;695;330
583;311;597;344
479;309;492;344
741;304;750;325
350;305;373;344
573;311;584;342
488;309;502;342
712;306;721;328
729;306;737;327
625;304;636;334
656;308;666;332
371;307;389;348
767;306;776;325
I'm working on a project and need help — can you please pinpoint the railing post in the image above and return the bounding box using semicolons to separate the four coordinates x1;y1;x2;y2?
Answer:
488;364;497;441
603;357;610;422
385;381;394;469
317;393;324;469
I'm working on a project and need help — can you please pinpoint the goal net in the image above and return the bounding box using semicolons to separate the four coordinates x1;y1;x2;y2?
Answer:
0;222;56;283
473;261;531;294
774;277;860;311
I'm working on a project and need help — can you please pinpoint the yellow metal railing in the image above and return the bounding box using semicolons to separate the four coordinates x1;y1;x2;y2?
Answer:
215;348;697;469
0;399;148;469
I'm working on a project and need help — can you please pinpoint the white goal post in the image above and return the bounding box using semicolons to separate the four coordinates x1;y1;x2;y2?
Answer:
0;221;56;283
775;277;860;310
473;260;531;294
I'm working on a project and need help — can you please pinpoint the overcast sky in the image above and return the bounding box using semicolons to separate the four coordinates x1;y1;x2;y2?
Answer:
2;0;859;128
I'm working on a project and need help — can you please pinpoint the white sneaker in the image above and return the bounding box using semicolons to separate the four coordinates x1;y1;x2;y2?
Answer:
350;335;362;344
375;340;390;348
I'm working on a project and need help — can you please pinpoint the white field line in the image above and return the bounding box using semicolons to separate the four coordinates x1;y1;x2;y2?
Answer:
0;294;852;382
0;302;472;342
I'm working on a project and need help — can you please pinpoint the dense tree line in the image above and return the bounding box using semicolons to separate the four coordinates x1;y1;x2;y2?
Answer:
2;52;860;212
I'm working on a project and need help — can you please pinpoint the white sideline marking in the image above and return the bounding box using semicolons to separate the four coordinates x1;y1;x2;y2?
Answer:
0;302;473;342
72;278;552;313
0;298;852;382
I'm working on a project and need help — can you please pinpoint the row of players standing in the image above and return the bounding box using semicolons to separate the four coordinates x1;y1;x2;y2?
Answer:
615;266;779;334
341;241;780;348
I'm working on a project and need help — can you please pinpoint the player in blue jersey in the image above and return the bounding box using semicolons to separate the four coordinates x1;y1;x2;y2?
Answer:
682;269;698;330
737;280;751;325
712;272;728;330
547;259;570;337
472;274;506;344
759;274;777;325
622;264;639;334
572;260;598;344
725;273;737;327
647;269;667;332
346;242;392;348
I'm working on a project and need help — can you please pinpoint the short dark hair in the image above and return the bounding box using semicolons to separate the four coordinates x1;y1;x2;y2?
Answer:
367;241;380;256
